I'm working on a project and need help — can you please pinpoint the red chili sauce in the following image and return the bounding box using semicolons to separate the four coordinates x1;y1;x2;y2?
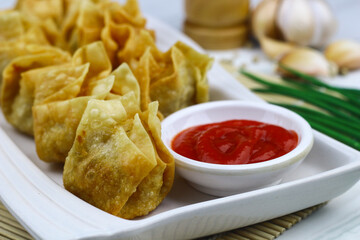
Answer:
171;120;298;165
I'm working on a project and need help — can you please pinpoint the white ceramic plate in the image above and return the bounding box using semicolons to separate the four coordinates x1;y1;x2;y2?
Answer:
1;16;360;240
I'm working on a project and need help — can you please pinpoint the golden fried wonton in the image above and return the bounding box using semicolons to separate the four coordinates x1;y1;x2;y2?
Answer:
132;41;213;116
103;0;146;28
63;99;157;215
1;50;71;135
33;96;94;163
72;41;112;94
0;11;24;42
15;0;64;26
0;0;212;220
63;0;104;52
32;74;114;163
100;0;155;67
32;62;142;163
0;43;67;83
32;63;89;105
110;62;140;105
118;101;174;219
149;42;213;116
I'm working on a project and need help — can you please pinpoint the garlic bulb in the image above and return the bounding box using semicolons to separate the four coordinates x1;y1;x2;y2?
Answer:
252;0;337;48
325;40;360;71
251;0;280;39
277;48;338;77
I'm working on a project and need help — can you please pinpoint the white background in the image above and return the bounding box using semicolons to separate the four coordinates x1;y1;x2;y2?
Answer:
137;0;360;42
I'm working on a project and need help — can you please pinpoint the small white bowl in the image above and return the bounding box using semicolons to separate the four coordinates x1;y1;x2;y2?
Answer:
161;100;314;196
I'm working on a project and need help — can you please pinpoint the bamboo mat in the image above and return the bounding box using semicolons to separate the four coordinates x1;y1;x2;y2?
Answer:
0;200;325;240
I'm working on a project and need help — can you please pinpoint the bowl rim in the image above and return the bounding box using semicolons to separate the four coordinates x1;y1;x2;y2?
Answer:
161;100;314;173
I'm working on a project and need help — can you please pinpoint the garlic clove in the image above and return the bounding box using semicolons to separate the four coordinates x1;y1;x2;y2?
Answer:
277;48;338;77
307;0;337;48
251;0;281;39
259;36;296;60
324;40;360;71
276;0;315;47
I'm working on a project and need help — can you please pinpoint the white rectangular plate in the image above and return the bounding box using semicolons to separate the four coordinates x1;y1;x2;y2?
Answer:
0;16;360;240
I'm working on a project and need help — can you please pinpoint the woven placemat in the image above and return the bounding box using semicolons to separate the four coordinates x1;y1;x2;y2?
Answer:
0;200;325;240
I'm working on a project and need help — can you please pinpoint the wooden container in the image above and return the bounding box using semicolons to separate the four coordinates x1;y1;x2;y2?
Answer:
183;21;249;50
185;0;250;28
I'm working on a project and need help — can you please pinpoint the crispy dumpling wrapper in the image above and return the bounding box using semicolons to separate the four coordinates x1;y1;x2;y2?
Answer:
106;91;140;118
110;63;140;105
100;0;155;68
0;11;24;41
118;101;174;219
132;41;213;116
63;99;157;215
101;24;156;68
1;50;71;135
20;25;50;45
149;42;213;116
64;0;104;52
15;0;64;26
132;48;161;112
0;43;69;83
103;0;146;28
4;63;88;136
33;96;93;162
32;75;115;163
30;63;89;105
72;41;112;94
15;0;65;46
32;62;142;163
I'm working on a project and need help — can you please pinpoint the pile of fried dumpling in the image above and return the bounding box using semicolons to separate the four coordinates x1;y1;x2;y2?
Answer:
0;0;213;219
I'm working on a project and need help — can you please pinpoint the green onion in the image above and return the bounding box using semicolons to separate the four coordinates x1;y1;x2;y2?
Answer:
306;120;360;151
272;103;360;133
253;87;360;123
240;69;360;150
271;104;360;140
279;64;360;105
242;70;360;118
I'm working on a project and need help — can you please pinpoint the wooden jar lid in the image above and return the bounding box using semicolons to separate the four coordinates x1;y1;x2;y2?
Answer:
185;0;250;28
183;21;249;50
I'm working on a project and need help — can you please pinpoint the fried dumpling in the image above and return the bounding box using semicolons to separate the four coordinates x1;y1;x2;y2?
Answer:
72;41;112;94
63;99;157;215
100;0;155;68
4;63;88;136
33;96;93;162
64;0;104;52
103;0;147;28
110;62;140;105
15;0;64;26
150;42;213;116
1;49;71;135
118;101;174;219
32;63;89;105
0;11;24;41
0;43;67;83
32;75;114;163
133;41;213;116
131;48;160;112
33;61;143;163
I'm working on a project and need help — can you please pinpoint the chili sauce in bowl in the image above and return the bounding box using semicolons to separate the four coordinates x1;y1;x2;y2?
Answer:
161;100;314;196
172;119;298;165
